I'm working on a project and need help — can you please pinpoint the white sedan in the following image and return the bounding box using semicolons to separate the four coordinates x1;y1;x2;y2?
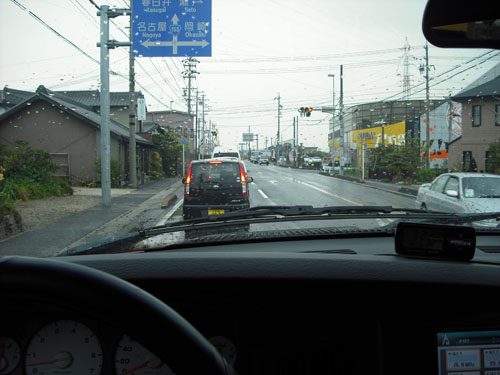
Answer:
416;173;500;218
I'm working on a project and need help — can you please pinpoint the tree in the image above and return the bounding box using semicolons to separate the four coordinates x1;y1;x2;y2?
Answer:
150;151;163;179
368;138;425;183
152;130;181;177
488;140;500;174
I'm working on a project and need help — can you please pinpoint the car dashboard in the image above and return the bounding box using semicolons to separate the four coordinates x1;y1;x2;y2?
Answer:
3;232;500;375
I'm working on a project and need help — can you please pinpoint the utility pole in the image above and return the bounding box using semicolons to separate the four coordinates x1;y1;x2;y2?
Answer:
97;5;130;206
296;115;299;146
274;93;281;159
202;92;205;155
182;57;199;115
128;10;137;188
328;73;335;156
195;89;199;158
339;65;344;175
425;42;430;168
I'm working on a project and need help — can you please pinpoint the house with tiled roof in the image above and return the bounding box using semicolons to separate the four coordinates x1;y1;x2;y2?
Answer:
0;85;153;185
449;75;500;173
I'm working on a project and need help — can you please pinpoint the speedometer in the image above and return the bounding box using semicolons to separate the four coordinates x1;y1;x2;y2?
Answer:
24;320;102;375
114;335;174;375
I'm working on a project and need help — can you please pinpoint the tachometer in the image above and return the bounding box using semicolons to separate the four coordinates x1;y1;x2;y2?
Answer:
24;320;102;375
114;335;174;375
0;337;20;375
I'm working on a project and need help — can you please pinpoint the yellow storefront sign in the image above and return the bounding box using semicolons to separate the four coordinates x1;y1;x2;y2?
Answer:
351;121;406;149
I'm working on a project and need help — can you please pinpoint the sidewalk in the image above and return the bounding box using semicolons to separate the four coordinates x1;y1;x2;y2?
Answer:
1;178;182;257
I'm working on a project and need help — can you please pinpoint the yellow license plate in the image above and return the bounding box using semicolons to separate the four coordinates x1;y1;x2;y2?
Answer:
208;209;225;215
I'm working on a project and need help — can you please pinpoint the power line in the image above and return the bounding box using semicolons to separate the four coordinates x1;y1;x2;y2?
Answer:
10;0;101;66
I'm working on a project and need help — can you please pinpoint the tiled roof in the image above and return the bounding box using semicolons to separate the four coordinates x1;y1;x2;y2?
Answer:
0;91;152;146
452;75;500;101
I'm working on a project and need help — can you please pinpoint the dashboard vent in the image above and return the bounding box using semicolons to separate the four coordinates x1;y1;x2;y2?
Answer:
477;246;500;253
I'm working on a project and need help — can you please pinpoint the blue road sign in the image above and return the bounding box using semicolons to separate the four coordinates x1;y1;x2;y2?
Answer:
132;0;212;57
181;139;187;144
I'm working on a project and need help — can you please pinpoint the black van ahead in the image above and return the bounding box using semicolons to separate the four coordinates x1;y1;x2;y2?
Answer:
183;158;253;219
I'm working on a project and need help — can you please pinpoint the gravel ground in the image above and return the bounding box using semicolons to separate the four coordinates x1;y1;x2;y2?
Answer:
15;195;100;233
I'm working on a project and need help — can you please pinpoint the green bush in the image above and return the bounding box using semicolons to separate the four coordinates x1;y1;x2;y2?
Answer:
0;141;73;210
150;151;163;179
94;158;121;188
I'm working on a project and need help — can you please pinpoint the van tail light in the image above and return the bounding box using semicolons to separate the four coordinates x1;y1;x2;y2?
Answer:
185;164;192;197
239;163;247;196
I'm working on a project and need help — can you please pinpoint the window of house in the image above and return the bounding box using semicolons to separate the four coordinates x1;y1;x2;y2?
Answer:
472;105;481;127
496;104;500;126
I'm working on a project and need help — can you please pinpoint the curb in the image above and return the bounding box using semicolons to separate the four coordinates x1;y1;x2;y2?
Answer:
161;194;178;209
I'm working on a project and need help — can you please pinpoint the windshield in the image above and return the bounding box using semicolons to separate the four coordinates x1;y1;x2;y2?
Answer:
462;177;500;198
1;0;500;256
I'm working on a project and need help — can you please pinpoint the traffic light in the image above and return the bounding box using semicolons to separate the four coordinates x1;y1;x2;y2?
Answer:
299;107;313;116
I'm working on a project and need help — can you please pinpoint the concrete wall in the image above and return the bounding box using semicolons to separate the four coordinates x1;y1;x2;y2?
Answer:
449;99;500;172
0;101;98;183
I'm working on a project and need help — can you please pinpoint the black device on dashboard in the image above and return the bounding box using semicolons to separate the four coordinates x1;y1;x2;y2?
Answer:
395;222;476;260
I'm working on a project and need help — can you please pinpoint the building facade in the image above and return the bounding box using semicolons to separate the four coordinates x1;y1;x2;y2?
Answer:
449;75;500;173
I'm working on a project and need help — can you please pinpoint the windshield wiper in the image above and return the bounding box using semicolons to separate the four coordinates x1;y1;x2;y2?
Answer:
58;206;500;257
478;195;500;198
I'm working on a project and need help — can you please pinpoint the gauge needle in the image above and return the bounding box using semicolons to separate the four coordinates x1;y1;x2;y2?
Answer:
26;359;58;366
122;360;150;375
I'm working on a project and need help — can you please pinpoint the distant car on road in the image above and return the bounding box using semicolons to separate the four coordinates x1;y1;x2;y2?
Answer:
416;172;500;226
259;158;269;165
183;158;253;219
211;146;240;160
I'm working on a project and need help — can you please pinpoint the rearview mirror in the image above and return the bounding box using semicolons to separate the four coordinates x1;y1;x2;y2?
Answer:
422;0;500;49
182;178;186;184
445;190;459;198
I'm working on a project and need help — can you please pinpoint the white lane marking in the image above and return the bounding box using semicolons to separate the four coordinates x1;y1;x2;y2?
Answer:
156;198;184;226
269;180;278;184
290;178;365;206
258;189;269;199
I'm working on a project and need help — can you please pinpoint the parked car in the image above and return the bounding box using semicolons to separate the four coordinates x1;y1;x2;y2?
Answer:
259;158;269;165
416;172;500;226
183;158;253;219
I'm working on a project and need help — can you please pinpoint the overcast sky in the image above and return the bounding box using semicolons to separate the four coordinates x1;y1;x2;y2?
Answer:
1;0;498;150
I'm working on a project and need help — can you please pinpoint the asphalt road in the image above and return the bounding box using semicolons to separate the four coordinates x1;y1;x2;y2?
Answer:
156;163;417;239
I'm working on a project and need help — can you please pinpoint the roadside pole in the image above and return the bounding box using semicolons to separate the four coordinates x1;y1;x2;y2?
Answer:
361;142;365;181
97;6;131;206
128;11;137;188
98;6;111;207
182;143;185;177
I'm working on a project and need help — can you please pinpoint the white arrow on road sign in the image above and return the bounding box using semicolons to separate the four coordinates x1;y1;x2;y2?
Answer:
141;39;210;52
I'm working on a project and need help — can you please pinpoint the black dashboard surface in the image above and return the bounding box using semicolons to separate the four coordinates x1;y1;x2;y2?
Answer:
4;234;500;375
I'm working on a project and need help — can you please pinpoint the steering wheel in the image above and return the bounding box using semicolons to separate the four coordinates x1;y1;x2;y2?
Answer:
0;256;232;375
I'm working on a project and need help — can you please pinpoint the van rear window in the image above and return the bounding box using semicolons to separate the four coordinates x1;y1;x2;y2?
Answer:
213;152;239;158
191;163;240;184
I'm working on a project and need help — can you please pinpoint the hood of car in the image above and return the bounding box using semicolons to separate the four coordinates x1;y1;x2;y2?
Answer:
464;198;500;212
